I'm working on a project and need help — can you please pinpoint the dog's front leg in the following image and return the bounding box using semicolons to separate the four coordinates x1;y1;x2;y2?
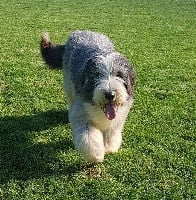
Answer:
72;123;105;163
104;129;122;154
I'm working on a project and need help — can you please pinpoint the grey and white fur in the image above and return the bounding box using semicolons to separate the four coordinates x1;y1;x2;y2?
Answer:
40;30;136;163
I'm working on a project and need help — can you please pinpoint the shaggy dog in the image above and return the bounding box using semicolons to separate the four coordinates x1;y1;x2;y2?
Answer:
40;30;136;163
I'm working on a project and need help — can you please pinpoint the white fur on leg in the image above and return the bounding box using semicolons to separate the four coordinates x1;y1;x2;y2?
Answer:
73;124;105;163
104;130;122;154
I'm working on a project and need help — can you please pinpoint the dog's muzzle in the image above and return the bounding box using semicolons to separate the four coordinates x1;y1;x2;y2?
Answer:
103;91;117;120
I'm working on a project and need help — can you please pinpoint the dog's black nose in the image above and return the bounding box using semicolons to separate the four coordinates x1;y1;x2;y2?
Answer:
105;91;116;101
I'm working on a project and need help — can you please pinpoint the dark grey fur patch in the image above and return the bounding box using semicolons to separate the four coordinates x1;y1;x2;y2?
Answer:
41;45;65;69
80;57;107;102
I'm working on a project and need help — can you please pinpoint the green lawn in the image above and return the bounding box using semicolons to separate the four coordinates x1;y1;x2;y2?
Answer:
0;0;195;199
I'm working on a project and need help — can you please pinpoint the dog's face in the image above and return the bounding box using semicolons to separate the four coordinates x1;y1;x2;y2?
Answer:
80;53;135;120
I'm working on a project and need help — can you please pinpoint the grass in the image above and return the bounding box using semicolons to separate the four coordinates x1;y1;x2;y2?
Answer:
0;0;195;199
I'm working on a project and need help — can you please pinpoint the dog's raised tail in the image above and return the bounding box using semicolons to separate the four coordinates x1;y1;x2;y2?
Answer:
40;32;65;69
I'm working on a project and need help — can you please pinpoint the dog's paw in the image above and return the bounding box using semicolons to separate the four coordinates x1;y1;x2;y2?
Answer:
73;125;105;163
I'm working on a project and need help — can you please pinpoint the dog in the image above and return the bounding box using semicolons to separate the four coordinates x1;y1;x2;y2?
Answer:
40;30;136;163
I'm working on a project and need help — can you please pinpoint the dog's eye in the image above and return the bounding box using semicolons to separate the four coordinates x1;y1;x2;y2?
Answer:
116;71;124;79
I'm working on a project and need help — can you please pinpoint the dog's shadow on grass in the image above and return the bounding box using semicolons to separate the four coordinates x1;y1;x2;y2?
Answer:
0;109;83;183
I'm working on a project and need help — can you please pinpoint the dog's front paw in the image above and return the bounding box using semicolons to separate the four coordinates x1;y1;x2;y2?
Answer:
73;125;105;163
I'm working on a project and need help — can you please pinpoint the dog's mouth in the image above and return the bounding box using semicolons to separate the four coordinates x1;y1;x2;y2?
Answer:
104;103;117;120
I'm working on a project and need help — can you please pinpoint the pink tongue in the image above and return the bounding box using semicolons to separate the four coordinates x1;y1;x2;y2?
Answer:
104;104;116;120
